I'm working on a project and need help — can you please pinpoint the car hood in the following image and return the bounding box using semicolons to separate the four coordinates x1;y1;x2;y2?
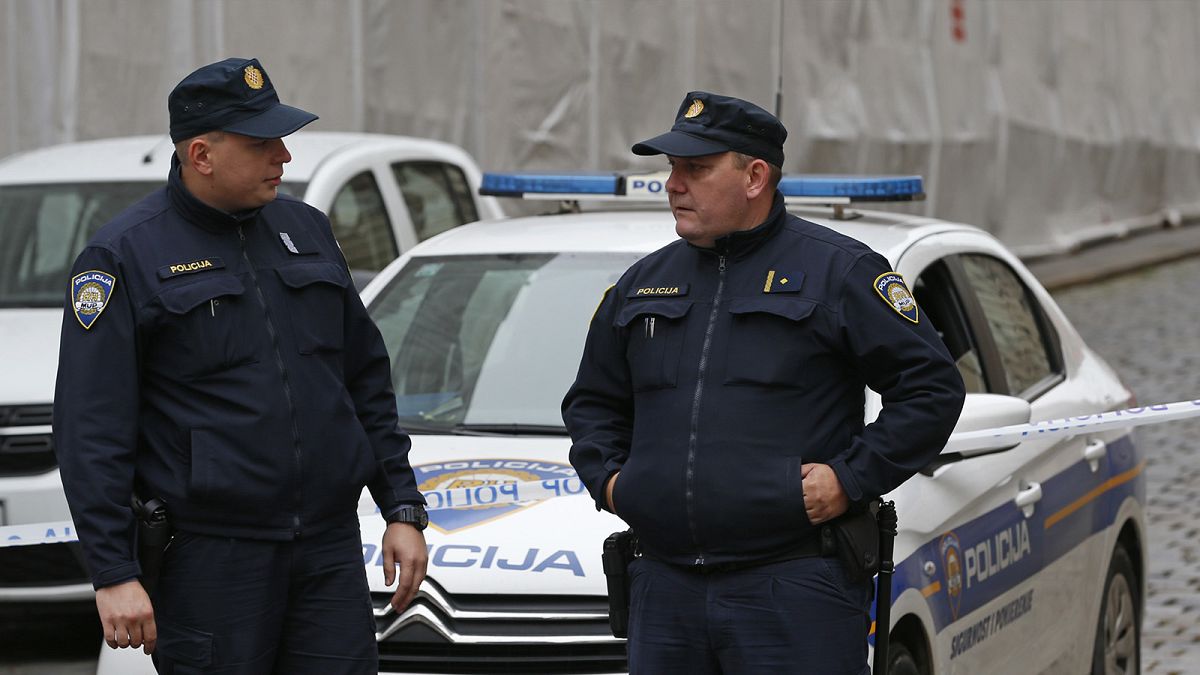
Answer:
358;435;625;597
0;308;61;404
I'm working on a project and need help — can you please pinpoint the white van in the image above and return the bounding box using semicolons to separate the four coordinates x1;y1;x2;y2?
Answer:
0;132;502;612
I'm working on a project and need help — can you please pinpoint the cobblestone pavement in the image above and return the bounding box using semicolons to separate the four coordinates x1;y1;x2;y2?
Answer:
1052;254;1200;674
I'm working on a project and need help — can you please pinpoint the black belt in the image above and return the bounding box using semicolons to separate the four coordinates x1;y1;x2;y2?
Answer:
672;527;834;575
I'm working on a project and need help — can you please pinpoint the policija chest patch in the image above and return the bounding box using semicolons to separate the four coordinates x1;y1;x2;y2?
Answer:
874;272;919;323
629;284;689;298
71;270;116;330
157;257;225;279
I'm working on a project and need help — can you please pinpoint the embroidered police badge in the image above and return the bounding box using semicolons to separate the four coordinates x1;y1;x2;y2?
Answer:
684;99;704;118
873;272;919;323
71;270;116;330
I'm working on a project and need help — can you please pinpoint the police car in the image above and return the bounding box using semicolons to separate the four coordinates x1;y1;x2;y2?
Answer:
0;132;500;617
97;172;1143;674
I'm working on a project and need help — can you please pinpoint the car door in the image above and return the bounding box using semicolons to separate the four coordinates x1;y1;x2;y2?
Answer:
895;237;1074;673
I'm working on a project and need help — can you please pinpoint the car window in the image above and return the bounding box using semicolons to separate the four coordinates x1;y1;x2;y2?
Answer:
369;253;637;431
958;254;1061;397
912;260;988;393
0;182;158;307
328;171;397;272
391;162;479;242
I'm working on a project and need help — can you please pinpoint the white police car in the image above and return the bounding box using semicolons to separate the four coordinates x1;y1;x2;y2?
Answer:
0;132;500;618
98;173;1144;674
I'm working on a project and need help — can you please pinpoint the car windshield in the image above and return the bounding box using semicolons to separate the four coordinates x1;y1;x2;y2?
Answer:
369;252;640;434
0;181;306;308
0;182;160;307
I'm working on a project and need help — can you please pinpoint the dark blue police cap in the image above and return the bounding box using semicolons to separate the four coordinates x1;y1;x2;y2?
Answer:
632;91;786;167
168;57;318;143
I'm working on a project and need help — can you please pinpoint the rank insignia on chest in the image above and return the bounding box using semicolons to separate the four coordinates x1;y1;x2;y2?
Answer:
280;232;300;254
763;270;803;293
71;270;116;330
874;272;919;323
630;284;689;297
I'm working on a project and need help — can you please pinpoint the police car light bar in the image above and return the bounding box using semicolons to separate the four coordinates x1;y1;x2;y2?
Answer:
480;171;925;204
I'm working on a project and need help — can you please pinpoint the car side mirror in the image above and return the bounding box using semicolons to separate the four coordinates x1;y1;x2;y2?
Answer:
921;393;1032;475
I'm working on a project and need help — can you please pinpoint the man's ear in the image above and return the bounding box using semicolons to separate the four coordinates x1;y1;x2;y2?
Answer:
187;138;215;176
745;158;771;200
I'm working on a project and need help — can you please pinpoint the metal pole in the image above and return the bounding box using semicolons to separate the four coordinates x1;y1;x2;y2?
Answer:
873;500;898;675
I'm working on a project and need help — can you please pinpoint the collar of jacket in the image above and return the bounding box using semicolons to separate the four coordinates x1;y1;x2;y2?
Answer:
167;153;263;233
691;191;787;259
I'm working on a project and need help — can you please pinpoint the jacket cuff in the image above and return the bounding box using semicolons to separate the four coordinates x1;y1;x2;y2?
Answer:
93;561;142;590
596;471;619;512
828;459;864;503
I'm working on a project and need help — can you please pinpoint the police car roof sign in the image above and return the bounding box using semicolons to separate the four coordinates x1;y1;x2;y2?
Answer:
479;171;924;204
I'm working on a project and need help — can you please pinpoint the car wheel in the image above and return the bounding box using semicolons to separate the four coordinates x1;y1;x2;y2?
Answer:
888;642;923;675
1091;546;1140;675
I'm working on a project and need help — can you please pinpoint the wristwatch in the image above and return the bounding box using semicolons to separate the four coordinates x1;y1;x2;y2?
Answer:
386;504;428;531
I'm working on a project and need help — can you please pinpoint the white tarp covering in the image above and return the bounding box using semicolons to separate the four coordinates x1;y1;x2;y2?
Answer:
2;0;1199;256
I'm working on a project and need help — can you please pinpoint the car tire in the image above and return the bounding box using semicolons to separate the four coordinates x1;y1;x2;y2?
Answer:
888;642;923;675
1091;546;1140;675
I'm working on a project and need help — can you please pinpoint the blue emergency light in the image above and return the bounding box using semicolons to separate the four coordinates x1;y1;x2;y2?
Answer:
480;171;924;203
777;175;924;201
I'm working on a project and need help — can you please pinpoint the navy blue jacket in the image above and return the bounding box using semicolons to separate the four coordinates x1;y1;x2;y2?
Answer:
54;164;423;589
563;195;965;567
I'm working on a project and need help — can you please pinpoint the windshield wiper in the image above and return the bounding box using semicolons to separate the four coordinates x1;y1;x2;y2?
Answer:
452;423;569;436
398;421;504;436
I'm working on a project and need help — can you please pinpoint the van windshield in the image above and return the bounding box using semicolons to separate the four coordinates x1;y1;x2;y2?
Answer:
0;181;307;308
0;182;159;307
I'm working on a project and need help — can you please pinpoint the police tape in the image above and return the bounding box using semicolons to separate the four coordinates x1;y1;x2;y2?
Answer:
0;477;591;549
3;399;1199;549
942;398;1200;454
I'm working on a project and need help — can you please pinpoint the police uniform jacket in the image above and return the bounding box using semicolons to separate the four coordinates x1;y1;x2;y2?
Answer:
54;163;423;589
563;193;966;567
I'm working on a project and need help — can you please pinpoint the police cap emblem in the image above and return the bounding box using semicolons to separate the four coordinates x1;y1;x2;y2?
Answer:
873;272;919;323
684;99;704;118
71;270;116;330
244;65;264;90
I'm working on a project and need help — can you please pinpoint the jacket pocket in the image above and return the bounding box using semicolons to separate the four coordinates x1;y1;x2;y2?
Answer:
188;428;286;507
275;261;350;354
156;275;259;377
724;296;819;387
615;299;691;392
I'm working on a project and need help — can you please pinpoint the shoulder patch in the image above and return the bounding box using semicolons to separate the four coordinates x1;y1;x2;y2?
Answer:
592;284;616;323
71;270;117;330
873;272;919;323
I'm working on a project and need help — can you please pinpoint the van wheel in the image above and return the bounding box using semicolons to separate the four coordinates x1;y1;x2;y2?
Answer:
888;642;923;675
1091;546;1140;675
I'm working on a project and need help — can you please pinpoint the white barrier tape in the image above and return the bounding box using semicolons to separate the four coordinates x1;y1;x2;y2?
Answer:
0;477;589;549
944;399;1200;454
4;400;1199;549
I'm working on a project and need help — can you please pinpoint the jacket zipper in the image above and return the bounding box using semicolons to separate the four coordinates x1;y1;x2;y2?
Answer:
686;254;726;566
238;225;305;537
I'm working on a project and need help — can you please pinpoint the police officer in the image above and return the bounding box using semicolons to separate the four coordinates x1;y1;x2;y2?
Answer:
563;92;966;673
54;58;429;674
